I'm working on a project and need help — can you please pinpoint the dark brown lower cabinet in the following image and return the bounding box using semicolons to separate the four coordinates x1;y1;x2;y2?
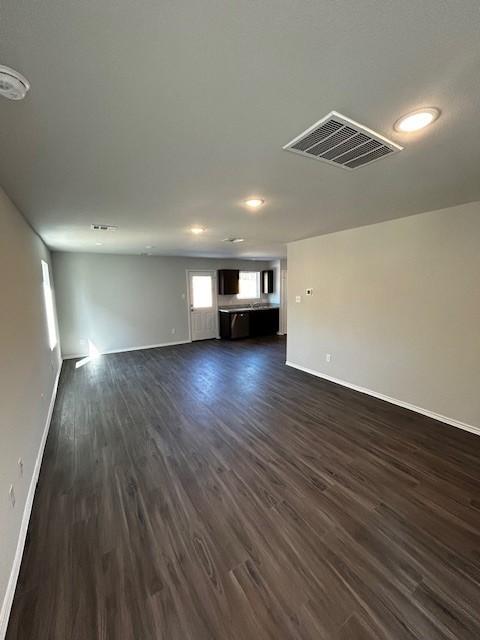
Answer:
220;308;279;339
249;308;279;336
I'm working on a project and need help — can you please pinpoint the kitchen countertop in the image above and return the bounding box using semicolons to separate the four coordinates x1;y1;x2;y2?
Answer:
218;305;279;314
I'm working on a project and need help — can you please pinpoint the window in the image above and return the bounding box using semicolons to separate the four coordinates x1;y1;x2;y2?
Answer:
191;275;213;308
237;271;261;299
41;260;58;350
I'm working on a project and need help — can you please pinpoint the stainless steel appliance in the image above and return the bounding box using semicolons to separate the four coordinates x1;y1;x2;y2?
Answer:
230;312;250;339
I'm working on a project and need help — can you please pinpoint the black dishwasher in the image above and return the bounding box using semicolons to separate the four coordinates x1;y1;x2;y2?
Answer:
230;312;250;339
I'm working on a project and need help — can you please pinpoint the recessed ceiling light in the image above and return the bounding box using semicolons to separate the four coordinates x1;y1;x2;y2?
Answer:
190;227;205;235
145;245;154;249
0;65;30;100
95;242;103;246
223;237;245;243
394;108;440;133
244;198;264;209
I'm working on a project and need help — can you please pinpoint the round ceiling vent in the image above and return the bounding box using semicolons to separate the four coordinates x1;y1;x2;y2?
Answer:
0;65;30;100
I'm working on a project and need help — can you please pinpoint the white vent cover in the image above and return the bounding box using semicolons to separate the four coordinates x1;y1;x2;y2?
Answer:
90;224;118;231
283;111;403;170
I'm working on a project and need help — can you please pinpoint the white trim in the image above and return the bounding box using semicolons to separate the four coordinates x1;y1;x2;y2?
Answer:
63;339;191;360
285;361;480;437
186;269;193;342
0;364;62;640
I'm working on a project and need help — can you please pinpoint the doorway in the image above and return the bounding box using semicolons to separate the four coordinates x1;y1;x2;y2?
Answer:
187;270;218;341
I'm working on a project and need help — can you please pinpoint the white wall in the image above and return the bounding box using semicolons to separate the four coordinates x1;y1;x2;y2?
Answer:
267;259;288;334
287;201;480;431
279;258;288;335
268;259;281;305
52;253;273;357
0;189;61;635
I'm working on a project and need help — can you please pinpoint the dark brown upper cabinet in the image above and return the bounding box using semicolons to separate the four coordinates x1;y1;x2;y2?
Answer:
261;270;274;294
218;269;239;295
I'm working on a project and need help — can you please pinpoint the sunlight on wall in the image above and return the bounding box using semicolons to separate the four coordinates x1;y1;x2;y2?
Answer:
75;340;101;369
41;260;57;350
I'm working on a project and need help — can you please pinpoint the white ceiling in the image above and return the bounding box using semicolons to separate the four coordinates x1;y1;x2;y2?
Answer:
1;0;480;258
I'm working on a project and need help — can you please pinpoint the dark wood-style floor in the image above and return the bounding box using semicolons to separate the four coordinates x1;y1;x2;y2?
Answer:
7;336;480;639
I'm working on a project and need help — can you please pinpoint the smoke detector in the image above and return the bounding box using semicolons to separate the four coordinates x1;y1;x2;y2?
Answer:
0;65;30;100
283;111;402;170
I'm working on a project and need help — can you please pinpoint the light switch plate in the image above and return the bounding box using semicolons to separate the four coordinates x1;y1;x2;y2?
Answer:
295;295;301;303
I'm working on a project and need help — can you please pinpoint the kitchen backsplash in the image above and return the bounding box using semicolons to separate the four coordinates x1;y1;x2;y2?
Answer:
217;293;270;307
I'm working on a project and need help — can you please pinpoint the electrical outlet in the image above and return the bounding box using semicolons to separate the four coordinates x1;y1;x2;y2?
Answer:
171;328;176;335
326;353;332;363
295;295;301;303
9;485;15;508
18;458;23;477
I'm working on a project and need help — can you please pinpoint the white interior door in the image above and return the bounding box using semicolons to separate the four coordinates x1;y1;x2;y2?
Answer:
188;271;217;341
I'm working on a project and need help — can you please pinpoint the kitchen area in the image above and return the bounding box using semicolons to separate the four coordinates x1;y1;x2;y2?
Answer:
188;260;286;342
217;268;280;339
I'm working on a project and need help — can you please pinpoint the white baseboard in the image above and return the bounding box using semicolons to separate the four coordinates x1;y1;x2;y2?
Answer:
285;361;480;437
0;364;62;640
63;339;191;360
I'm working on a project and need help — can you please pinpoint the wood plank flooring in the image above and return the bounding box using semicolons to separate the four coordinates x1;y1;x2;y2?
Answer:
7;336;480;639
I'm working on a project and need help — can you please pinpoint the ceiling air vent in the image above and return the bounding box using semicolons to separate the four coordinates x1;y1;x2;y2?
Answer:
283;111;402;170
90;224;118;231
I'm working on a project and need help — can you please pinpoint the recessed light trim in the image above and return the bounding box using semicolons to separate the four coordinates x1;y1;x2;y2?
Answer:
95;242;103;246
0;65;30;100
244;198;264;209
394;107;440;133
190;226;205;235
